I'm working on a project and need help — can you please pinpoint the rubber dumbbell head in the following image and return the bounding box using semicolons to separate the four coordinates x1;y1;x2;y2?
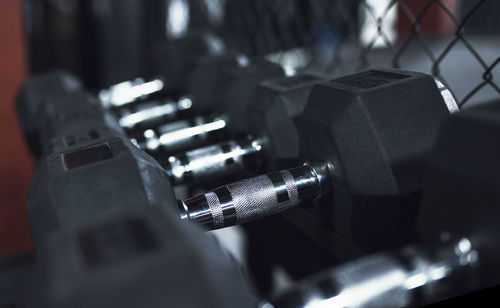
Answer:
210;59;285;133
299;69;458;195
25;208;255;308
156;31;226;91
16;71;82;157
419;100;500;288
38;91;125;155
27;136;177;248
249;74;324;169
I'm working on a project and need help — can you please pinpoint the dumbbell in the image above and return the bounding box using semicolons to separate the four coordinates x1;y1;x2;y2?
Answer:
18;28;283;158
38;90;228;158
26;127;172;248
268;238;478;307
97;56;282;157
26;75;309;246
27;69;456;247
22;207;256;308
100;80;194;132
100;53;250;131
164;71;459;187
155;31;229;91
132;58;287;162
97;76;167;109
18;68;262;160
418;99;500;292
17;72;193;158
16;71;81;157
165;69;457;187
26;71;323;183
165;74;324;185
269;101;500;307
179;69;459;229
22;54;288;161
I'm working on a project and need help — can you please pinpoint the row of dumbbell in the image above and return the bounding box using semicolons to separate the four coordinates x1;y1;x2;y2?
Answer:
19;28;301;168
12;28;496;304
19;60;460;189
13;87;500;307
16;66;468;306
16;39;458;252
19;56;292;179
17;66;458;243
21;30;385;191
10;25;500;307
273;100;500;307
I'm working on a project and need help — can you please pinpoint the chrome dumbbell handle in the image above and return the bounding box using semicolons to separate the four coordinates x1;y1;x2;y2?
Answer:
118;96;193;129
178;163;327;229
165;137;263;185
132;114;228;153
99;77;165;108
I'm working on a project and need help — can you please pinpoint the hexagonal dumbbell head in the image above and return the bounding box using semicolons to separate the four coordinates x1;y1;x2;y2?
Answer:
186;53;242;108
418;101;500;288
27;137;177;248
25;208;255;308
213;59;285;133
299;69;458;195
156;31;225;90
249;74;324;169
38;91;124;156
16;71;81;157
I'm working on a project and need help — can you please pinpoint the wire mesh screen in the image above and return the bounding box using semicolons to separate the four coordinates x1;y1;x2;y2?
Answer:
200;0;500;107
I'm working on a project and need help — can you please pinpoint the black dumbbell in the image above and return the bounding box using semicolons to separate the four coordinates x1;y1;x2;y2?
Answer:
185;52;247;104
97;76;167;109
22;56;286;161
155;31;228;91
270;102;500;307
21;68;262;160
179;69;458;229
268;238;478;307
419;99;500;290
132;58;287;162
23;208;256;308
27;132;177;247
98;54;247;131
164;74;324;185
165;71;459;188
16;71;82;157
96;58;285;158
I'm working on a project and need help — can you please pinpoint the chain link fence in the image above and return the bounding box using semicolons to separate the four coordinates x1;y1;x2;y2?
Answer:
210;0;500;107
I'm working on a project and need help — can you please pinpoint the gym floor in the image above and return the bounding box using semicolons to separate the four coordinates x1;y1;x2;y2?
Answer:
0;0;34;256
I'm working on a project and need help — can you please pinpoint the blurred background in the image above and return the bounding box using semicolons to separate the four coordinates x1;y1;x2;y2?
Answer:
1;0;499;257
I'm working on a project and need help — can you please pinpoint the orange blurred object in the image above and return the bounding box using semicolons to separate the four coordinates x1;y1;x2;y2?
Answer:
0;0;35;256
398;0;460;37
